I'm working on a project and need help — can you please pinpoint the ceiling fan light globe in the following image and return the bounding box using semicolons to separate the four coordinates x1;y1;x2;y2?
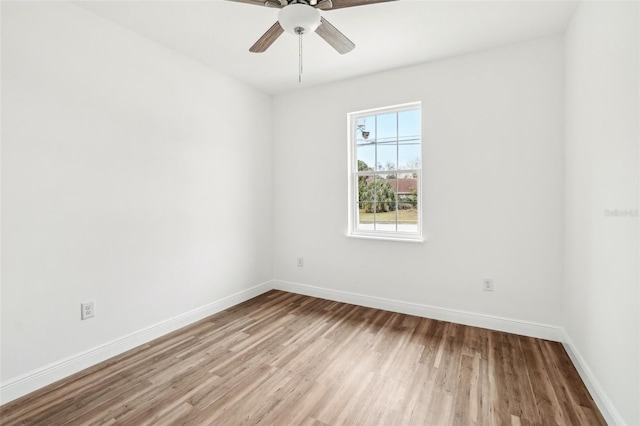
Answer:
278;4;321;35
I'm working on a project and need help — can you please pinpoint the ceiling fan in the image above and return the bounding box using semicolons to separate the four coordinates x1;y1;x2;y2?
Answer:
228;0;396;55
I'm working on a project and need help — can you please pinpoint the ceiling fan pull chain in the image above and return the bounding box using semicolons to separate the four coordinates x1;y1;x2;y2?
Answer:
298;30;303;82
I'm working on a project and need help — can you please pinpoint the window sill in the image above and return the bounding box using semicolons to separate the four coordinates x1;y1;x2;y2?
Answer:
347;233;425;243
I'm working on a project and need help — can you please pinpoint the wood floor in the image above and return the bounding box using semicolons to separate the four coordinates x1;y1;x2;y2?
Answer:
1;290;605;426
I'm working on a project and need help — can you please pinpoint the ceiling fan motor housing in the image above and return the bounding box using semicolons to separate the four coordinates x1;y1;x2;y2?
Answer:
278;4;321;34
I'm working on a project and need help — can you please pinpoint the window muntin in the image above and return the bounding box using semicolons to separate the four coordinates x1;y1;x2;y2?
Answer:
348;103;422;241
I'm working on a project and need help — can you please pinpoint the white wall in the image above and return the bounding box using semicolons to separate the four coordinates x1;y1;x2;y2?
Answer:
3;1;637;421
564;2;639;425
273;36;565;327
1;1;272;387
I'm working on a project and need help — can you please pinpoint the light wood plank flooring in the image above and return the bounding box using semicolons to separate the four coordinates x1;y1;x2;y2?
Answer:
1;290;605;425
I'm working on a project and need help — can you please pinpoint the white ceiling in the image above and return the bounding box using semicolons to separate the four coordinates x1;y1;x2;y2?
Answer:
77;0;579;95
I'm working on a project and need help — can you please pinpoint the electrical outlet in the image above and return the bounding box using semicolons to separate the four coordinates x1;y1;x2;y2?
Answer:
297;257;304;267
81;301;95;320
482;279;494;292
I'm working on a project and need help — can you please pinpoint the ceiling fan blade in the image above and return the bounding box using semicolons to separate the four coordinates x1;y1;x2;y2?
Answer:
315;17;355;54
265;0;286;8
250;22;284;53
328;0;395;9
226;0;284;7
315;0;334;10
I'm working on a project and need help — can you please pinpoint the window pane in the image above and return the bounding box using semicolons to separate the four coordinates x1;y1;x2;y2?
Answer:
398;142;420;170
358;176;383;225
376;142;397;171
376;112;397;143
398;109;420;170
397;172;418;233
356;115;376;143
357;143;375;171
373;176;397;231
357;203;376;231
398;109;420;140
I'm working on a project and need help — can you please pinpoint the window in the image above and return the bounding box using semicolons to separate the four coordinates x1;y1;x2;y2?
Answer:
348;102;422;241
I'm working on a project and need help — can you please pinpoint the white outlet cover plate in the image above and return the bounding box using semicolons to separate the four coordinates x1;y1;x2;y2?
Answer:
482;279;494;291
81;301;95;320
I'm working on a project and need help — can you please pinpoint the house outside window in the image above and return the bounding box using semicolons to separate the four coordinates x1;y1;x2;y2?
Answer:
348;102;423;242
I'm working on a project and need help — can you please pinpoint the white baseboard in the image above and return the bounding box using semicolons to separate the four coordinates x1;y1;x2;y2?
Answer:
561;330;625;426
271;280;563;341
0;281;272;406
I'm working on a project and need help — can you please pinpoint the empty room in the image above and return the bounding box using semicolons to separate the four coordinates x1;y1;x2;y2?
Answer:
1;0;638;424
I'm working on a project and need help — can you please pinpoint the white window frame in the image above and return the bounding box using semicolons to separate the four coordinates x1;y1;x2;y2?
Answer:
347;102;423;242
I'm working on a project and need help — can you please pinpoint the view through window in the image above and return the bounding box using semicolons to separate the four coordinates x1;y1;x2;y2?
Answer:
348;102;422;240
